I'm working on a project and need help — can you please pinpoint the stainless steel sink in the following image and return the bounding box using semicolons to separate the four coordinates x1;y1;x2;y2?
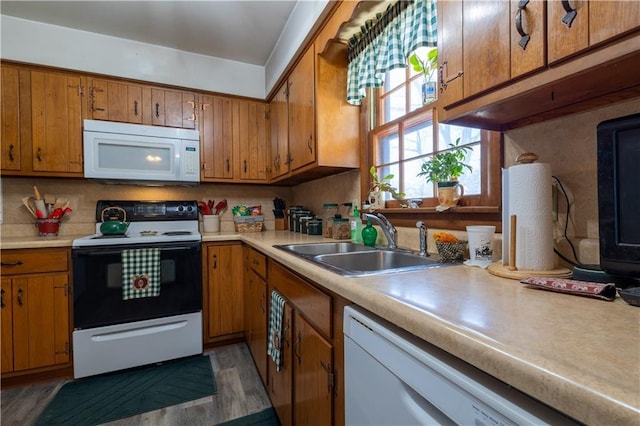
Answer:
274;243;454;276
275;242;373;256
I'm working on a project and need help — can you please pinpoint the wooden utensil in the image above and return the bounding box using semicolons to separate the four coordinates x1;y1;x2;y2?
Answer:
21;196;37;217
32;186;47;218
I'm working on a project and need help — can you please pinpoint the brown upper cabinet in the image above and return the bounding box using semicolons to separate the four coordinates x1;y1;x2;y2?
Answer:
2;65;84;177
268;1;361;184
30;69;85;175
438;0;640;130
88;77;197;129
200;95;268;183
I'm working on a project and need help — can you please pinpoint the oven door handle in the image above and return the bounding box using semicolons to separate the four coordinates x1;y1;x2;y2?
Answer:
73;246;198;256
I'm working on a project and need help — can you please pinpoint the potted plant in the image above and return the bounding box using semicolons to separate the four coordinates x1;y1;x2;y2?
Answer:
417;139;472;210
409;48;438;105
369;166;405;209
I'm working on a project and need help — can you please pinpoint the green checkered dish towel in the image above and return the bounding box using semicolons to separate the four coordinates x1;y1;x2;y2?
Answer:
122;248;161;300
267;290;286;371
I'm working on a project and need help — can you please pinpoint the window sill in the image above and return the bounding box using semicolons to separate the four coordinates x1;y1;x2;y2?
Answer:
363;206;502;232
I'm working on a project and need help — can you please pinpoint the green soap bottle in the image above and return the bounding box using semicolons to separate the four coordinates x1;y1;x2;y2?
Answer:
361;219;378;247
350;205;362;244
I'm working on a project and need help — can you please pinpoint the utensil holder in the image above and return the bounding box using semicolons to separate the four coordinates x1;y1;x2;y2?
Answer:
203;215;220;233
36;218;61;237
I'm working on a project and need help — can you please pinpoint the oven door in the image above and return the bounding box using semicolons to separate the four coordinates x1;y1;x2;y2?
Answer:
72;241;202;330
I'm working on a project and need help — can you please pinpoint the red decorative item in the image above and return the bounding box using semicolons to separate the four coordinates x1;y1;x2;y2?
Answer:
520;277;617;301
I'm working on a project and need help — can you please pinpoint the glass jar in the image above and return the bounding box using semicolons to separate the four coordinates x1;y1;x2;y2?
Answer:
332;218;351;240
322;203;338;238
307;218;322;235
288;206;303;232
299;216;313;234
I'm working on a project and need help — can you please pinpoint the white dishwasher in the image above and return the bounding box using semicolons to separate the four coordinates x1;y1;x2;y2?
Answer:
343;306;578;426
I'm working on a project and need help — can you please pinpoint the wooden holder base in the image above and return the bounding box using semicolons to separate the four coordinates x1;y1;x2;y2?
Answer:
487;263;572;280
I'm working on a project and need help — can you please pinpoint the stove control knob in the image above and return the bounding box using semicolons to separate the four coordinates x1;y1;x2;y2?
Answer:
187;205;194;212
177;205;184;212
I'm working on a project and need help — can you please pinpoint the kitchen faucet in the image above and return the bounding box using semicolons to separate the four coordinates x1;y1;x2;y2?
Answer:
416;221;429;257
362;213;397;249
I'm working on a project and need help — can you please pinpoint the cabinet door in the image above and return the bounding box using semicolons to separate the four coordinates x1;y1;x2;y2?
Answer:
270;82;289;179
1;278;13;373
1;65;21;172
547;0;589;63
245;267;268;383
437;0;464;107
288;45;316;171
294;313;333;426
12;274;70;371
200;95;234;180
151;89;196;129
589;1;640;45
268;303;293;426
31;70;83;173
89;78;143;124
510;0;545;78
237;100;268;182
463;1;511;96
206;244;243;338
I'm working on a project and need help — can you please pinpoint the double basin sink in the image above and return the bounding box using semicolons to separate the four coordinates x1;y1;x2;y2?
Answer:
274;242;453;277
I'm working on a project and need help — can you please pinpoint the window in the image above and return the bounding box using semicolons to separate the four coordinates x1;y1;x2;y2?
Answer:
364;52;502;225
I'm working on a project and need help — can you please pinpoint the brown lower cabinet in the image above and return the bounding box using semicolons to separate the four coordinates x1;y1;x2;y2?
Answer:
243;246;268;383
266;259;345;426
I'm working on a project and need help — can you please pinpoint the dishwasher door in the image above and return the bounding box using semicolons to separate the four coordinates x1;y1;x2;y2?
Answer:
343;305;577;426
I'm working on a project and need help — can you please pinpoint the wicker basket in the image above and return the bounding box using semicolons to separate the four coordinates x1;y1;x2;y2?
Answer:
233;215;264;233
435;240;467;263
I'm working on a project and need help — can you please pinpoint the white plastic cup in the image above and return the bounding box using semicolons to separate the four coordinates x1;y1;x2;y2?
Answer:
466;226;495;266
203;215;220;233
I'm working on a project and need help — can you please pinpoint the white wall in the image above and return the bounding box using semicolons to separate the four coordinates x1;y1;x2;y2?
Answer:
1;1;330;98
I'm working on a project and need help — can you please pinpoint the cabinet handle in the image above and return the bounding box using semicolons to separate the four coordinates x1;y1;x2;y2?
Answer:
515;0;531;50
36;147;43;162
226;159;230;172
438;61;464;93
274;155;280;169
294;331;302;364
133;100;139;116
1;260;24;267
561;0;577;27
320;361;335;394
8;144;15;162
155;103;160;118
1;289;5;308
283;317;290;345
244;160;247;173
307;135;313;154
212;254;217;269
17;287;24;306
260;293;266;314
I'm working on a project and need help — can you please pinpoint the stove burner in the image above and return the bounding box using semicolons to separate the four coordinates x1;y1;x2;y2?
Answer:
163;231;192;236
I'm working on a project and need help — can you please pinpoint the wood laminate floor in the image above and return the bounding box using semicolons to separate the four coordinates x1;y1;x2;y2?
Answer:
0;343;272;425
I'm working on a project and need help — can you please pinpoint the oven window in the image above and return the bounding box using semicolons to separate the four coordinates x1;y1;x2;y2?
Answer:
72;243;202;329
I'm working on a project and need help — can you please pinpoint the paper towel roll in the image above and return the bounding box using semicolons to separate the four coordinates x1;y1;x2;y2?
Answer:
507;162;554;270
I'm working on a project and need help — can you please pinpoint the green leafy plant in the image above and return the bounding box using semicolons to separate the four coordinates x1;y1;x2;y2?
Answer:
417;139;472;183
370;166;405;199
409;48;438;82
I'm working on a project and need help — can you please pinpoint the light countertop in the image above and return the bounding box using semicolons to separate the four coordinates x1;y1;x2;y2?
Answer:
3;230;639;425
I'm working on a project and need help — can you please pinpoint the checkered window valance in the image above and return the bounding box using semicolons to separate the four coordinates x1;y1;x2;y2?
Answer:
346;0;437;106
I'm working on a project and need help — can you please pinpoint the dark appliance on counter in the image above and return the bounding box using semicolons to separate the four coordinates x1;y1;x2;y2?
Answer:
596;112;640;289
71;200;202;378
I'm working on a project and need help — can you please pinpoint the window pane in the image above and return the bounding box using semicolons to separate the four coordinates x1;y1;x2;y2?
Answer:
383;88;406;123
404;157;434;199
384;67;407;93
375;132;400;165
457;144;481;195
438;123;481;149
409;77;423;113
379;164;400;201
404;119;433;160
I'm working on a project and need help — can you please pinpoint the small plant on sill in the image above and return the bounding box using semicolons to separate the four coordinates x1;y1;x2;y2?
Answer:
417;138;472;184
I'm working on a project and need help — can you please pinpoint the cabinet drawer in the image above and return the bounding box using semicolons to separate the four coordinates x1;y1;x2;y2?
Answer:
1;249;68;275
269;261;331;338
244;246;267;279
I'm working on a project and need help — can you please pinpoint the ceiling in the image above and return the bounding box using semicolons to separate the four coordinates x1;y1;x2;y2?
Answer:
0;1;300;66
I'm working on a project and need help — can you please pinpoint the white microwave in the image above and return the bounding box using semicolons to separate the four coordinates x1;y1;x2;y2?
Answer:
83;119;200;185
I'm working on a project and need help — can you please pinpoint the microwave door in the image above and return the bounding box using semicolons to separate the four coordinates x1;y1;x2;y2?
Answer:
84;132;179;181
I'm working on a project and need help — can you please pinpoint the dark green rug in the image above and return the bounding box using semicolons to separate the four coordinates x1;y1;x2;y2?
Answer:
218;407;280;426
35;355;216;426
